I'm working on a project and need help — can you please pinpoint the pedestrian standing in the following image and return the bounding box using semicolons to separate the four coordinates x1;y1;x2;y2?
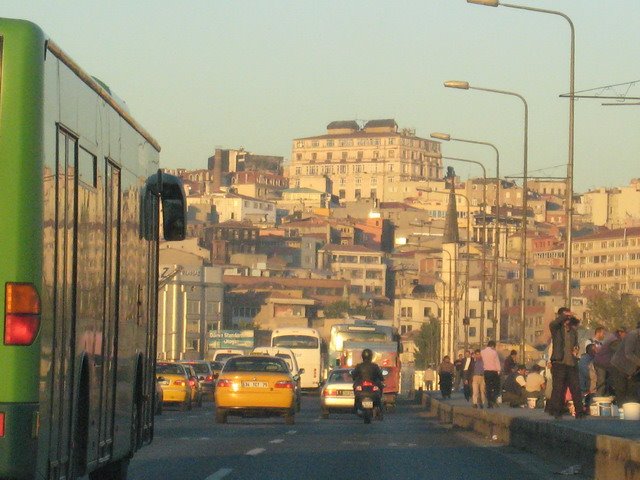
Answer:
586;326;607;396
438;356;455;399
471;349;486;408
462;350;473;401
453;353;464;392
503;350;518;375
481;340;501;408
610;326;640;405
547;307;585;419
578;343;597;407
594;328;627;395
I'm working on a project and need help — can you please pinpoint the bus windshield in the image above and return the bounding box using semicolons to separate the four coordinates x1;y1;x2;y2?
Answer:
273;335;319;349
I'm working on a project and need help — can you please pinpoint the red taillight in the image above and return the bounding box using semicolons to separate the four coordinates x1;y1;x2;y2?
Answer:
188;379;196;387
206;375;213;382
4;283;41;346
355;385;362;391
0;412;5;437
173;380;185;386
361;381;374;387
322;389;336;397
217;379;232;388
274;380;294;389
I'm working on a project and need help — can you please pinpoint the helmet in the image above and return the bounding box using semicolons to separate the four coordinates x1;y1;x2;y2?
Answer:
362;348;373;362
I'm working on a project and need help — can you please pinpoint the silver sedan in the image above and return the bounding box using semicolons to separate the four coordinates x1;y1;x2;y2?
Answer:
320;369;355;419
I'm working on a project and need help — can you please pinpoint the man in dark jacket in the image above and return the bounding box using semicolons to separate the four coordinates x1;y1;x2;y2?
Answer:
502;365;527;407
352;348;385;408
547;307;584;419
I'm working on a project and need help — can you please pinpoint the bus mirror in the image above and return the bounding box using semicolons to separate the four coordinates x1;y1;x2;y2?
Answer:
143;171;187;241
159;173;187;241
298;368;305;375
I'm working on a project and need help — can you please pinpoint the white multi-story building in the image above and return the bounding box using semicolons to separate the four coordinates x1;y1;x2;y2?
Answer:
290;119;442;203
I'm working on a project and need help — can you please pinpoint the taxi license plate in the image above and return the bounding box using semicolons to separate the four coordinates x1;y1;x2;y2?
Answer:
242;381;268;388
362;400;374;409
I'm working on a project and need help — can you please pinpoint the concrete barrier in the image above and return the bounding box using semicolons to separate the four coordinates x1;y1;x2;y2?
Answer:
426;395;640;480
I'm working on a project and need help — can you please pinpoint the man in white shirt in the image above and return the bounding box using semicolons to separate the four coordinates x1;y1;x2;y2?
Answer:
481;340;501;408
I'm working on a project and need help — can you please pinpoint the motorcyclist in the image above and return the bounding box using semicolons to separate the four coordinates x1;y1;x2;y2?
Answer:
352;348;385;410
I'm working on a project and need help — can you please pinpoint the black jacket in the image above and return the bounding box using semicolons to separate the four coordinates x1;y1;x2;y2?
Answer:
352;360;385;387
550;314;578;363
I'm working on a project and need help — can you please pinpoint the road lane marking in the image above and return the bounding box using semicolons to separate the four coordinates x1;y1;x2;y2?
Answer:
204;468;233;480
286;430;297;435
269;438;284;444
245;448;266;456
342;440;370;446
198;437;211;440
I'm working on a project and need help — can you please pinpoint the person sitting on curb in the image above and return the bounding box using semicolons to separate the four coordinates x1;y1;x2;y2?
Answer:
502;365;527;407
525;364;546;408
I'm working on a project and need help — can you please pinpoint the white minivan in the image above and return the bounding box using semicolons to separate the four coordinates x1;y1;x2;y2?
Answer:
252;347;304;412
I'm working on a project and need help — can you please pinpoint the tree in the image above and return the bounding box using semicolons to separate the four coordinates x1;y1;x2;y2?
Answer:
323;301;382;319
413;318;441;369
587;289;640;331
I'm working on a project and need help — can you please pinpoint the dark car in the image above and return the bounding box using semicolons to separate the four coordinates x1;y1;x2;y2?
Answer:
179;360;215;401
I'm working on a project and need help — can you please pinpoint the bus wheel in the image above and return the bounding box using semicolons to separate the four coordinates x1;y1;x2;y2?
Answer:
89;458;130;480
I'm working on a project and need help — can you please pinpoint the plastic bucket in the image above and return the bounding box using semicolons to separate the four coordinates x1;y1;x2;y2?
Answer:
599;402;612;417
589;404;599;416
622;402;640;420
526;398;537;409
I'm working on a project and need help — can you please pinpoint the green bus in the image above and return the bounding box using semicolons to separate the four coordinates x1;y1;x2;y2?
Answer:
0;18;186;480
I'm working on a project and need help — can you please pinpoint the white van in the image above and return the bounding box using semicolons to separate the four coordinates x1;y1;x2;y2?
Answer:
252;347;304;411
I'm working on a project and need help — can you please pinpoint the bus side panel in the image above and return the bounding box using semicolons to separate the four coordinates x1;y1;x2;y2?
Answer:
0;20;45;480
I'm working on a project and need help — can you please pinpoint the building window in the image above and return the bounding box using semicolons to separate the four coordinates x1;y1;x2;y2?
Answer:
326;152;333;161
342;151;348;160
469;308;477;318
370;189;377;199
311;152;317;161
469;327;477;337
357;151;363;160
389;150;395;158
326;139;334;147
370;177;377;185
355;189;361;199
339;189;346;199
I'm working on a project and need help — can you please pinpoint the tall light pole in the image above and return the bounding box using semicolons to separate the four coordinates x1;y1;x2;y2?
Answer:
442;155;488;347
431;133;501;345
467;0;576;308
418;187;472;353
444;80;528;360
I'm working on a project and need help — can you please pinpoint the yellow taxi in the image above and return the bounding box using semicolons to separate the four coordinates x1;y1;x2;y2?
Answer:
214;355;296;424
156;362;193;411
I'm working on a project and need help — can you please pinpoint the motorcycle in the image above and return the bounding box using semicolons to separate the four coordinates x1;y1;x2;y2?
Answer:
354;380;383;424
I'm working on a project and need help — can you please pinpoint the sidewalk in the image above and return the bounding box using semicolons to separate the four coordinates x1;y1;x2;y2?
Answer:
424;391;640;480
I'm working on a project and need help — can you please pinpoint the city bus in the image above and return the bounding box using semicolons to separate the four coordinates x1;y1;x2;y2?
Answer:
271;327;326;389
0;18;186;480
329;322;402;406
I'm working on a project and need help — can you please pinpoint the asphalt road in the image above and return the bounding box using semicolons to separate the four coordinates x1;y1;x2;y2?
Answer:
128;395;582;480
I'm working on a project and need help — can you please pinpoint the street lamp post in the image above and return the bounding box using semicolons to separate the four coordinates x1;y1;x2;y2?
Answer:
442;155;489;346
417;187;472;354
467;0;576;308
444;80;528;360
431;133;501;345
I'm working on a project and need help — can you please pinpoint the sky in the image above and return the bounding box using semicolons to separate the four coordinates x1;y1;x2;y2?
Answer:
4;1;640;192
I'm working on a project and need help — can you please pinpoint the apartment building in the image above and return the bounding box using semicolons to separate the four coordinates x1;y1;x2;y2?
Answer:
318;244;387;298
576;180;640;228
290;119;442;202
187;191;276;224
572;227;640;294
